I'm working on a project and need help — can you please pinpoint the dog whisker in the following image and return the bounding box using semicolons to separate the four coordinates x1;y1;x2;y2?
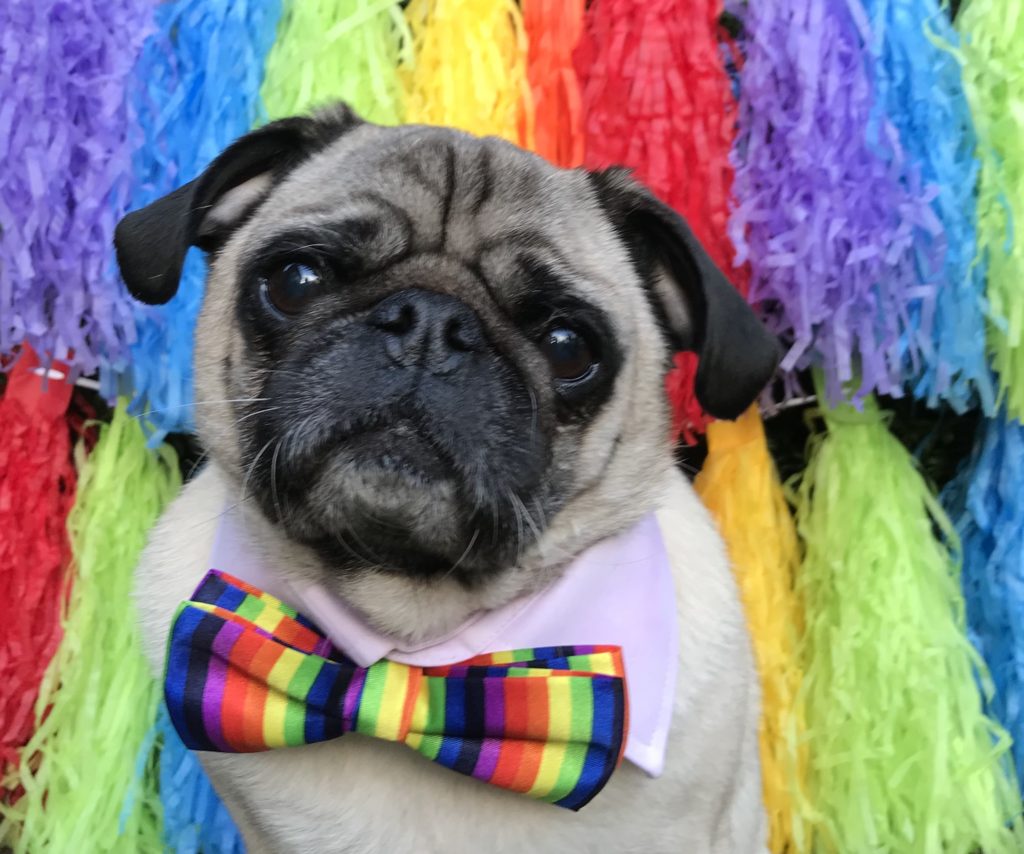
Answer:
440;528;481;582
526;386;539;448
330;529;378;569
342;523;389;568
284;412;318;463
134;397;270;419
186;449;210;481
505;487;525;563
270;438;285;523
236;405;281;424
194;494;255;531
240;435;277;508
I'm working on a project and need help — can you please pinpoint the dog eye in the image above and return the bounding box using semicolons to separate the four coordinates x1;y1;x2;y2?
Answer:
261;262;322;315
540;326;596;381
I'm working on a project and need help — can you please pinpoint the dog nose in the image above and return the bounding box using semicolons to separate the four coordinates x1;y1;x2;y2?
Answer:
368;289;486;374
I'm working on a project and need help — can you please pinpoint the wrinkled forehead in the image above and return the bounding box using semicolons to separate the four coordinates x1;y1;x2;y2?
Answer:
238;123;639;315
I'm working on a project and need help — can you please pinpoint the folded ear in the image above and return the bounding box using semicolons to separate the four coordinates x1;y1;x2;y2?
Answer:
588;168;781;420
114;105;362;305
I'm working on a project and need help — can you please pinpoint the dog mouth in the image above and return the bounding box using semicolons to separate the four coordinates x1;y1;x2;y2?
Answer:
338;418;453;485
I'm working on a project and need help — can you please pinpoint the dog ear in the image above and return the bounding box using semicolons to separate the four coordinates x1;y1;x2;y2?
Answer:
588;168;780;420
114;104;362;305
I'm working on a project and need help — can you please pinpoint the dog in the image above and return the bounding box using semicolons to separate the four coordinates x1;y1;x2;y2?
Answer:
115;104;780;853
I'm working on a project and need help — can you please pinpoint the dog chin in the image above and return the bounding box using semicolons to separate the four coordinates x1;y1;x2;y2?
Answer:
296;450;476;578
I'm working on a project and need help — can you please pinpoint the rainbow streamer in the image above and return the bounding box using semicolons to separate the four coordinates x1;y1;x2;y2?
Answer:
0;0;150;375
943;412;1024;784
0;352;75;791
730;0;942;403
119;0;282;441
0;403;180;853
262;0;408;123
521;0;585;167
794;384;1022;852
956;1;1024;418
156;706;243;854
861;0;994;413
402;0;529;142
694;406;808;853
576;0;744;441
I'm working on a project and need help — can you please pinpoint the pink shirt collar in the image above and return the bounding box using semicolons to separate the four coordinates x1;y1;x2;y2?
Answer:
210;508;678;777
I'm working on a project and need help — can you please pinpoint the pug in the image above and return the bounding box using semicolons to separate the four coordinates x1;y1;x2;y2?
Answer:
115;104;779;854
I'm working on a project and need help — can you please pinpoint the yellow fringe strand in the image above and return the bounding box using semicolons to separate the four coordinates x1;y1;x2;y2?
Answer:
401;0;531;144
694;406;808;853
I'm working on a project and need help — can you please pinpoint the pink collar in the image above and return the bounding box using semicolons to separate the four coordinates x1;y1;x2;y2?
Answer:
209;508;678;777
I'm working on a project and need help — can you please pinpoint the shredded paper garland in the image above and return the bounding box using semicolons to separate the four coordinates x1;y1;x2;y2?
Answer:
401;0;529;143
0;351;75;809
694;406;808;853
794;384;1022;852
943;412;1024;785
522;0;585;168
730;0;943;405
156;706;244;854
0;0;151;376
262;0;408;124
120;0;282;441
861;0;995;414
1;404;180;852
956;0;1024;419
577;0;744;441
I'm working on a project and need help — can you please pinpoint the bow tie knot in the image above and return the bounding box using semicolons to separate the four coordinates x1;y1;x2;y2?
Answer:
165;571;628;810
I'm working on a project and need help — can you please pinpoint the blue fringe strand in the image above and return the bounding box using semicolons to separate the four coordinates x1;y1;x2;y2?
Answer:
943;411;1024;781
113;0;282;442
861;0;995;413
157;704;245;853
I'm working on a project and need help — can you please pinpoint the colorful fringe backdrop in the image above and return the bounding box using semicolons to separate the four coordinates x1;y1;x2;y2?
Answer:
956;0;1024;419
943;412;1024;785
793;387;1020;852
576;0;744;440
122;0;282;440
0;350;75;806
4;0;1024;851
694;406;808;851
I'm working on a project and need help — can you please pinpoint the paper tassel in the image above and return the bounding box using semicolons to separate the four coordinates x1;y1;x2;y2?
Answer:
0;0;150;375
402;0;530;143
1;403;181;853
575;0;744;440
956;2;1024;419
156;706;243;854
861;0;995;414
121;0;282;442
730;0;943;404
521;0;585;166
0;350;75;808
794;385;1022;852
262;0;408;123
694;406;808;853
663;353;710;445
943;412;1024;784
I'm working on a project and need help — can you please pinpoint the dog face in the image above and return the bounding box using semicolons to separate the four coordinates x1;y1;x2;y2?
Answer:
116;105;778;606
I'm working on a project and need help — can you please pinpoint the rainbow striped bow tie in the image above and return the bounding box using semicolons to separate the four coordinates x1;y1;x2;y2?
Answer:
165;571;629;810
